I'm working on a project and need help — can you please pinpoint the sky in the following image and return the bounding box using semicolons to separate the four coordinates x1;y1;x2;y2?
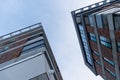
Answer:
0;0;104;80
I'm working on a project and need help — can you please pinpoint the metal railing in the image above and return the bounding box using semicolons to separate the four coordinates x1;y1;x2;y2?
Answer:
73;0;117;14
0;23;42;40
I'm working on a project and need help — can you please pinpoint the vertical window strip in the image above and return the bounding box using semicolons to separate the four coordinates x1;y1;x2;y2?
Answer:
88;15;94;27
79;25;93;65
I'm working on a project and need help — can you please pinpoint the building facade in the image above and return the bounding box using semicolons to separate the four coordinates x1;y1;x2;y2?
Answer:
72;0;120;80
0;23;63;80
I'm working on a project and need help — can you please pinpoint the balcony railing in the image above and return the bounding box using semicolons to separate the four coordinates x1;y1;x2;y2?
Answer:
73;0;118;14
0;23;42;40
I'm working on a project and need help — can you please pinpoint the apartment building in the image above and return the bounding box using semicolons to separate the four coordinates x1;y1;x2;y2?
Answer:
72;0;120;80
0;23;63;80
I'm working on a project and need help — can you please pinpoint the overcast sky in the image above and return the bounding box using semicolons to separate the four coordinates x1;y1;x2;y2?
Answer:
0;0;104;80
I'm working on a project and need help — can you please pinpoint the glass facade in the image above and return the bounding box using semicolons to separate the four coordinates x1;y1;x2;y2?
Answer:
100;36;111;48
79;25;93;65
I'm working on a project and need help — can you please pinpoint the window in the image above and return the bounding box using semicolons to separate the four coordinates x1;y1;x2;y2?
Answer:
103;57;114;66
93;50;100;56
84;48;92;65
96;14;103;28
79;25;84;31
96;60;102;66
84;16;89;25
81;34;86;39
83;42;88;48
21;40;44;54
88;15;94;27
117;42;120;52
79;25;93;65
76;16;81;24
86;54;92;65
100;36;111;48
95;14;108;28
0;46;9;54
105;68;116;77
114;14;120;30
79;25;85;35
89;33;96;42
28;33;42;41
102;14;108;28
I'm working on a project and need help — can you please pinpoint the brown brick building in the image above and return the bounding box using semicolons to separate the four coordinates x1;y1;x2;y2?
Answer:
0;23;63;80
72;0;120;80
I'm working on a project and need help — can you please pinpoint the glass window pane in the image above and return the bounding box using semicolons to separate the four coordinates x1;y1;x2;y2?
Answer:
93;51;100;56
86;55;92;65
90;37;96;42
117;42;120;47
89;33;96;42
106;43;111;48
81;34;86;39
82;38;87;42
118;47;120;52
100;36;111;48
96;14;103;28
114;15;120;30
102;14;108;28
83;42;88;47
23;40;44;51
22;40;44;54
100;36;110;42
79;25;93;65
106;68;116;77
89;15;94;27
80;30;84;34
84;16;89;25
79;25;84;31
22;44;44;54
0;46;9;54
76;17;81;24
96;60;101;66
104;57;114;66
100;36;107;41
